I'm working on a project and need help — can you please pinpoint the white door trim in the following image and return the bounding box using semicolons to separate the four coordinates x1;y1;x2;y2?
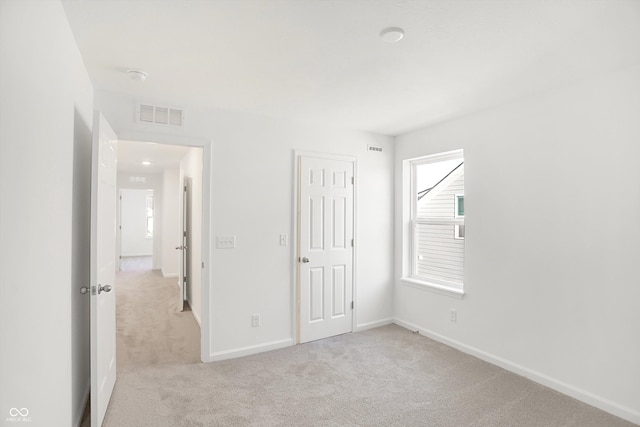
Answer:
293;150;358;344
117;130;212;363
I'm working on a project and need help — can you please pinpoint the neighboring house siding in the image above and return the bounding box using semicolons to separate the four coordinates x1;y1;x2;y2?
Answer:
416;169;464;284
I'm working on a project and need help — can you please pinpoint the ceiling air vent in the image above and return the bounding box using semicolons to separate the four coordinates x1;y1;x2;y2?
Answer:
368;145;383;152
137;103;184;127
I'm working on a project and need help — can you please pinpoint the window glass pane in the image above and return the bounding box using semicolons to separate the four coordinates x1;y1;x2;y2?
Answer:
457;195;464;217
415;223;464;285
146;194;153;238
409;150;464;290
416;159;462;202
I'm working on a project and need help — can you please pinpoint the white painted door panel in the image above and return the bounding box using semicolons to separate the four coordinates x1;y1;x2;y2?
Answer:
299;156;354;343
90;112;118;426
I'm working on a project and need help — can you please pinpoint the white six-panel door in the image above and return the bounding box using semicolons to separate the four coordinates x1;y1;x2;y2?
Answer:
298;155;354;343
90;112;118;426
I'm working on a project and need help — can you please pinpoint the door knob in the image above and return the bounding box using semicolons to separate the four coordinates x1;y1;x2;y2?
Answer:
98;284;112;294
80;286;90;295
301;257;310;263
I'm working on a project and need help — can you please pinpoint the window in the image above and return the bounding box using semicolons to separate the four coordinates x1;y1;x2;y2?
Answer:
408;150;464;294
146;192;154;238
455;194;464;218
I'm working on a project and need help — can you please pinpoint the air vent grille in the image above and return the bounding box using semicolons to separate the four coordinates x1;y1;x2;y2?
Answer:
137;104;184;127
368;145;383;152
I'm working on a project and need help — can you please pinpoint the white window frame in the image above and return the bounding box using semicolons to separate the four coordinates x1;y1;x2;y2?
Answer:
404;149;465;298
454;194;464;240
145;192;154;238
455;194;464;218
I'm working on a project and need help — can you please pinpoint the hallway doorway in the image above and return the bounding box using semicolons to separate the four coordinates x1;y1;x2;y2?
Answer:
115;139;205;362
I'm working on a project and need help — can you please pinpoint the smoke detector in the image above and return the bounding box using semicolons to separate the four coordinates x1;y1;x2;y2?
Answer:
380;27;405;43
127;69;148;82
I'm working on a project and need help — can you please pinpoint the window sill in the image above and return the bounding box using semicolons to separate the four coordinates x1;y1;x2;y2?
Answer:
400;277;465;299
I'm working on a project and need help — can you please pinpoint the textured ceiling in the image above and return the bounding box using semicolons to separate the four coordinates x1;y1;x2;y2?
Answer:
62;0;640;136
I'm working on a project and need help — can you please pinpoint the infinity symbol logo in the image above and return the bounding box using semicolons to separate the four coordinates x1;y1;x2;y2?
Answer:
9;408;29;417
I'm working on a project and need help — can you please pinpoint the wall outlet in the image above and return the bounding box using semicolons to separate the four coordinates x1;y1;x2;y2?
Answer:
450;309;457;322
251;314;260;327
279;233;288;246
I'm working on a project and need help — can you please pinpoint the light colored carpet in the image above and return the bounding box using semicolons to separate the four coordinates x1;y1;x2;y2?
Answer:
84;270;635;427
114;269;201;371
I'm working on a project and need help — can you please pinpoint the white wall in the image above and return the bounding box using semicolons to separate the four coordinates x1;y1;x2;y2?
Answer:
162;167;180;278
117;172;164;269
0;1;94;426
180;148;203;325
394;64;640;423
94;89;395;361
120;189;154;257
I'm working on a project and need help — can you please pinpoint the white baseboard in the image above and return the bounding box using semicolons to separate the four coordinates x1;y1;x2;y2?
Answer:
206;338;294;362
393;318;640;425
161;268;178;279
73;381;90;427
191;307;201;327
121;253;152;257
355;317;394;332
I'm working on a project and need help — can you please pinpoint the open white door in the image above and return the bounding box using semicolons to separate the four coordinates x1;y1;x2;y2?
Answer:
298;155;354;343
90;112;118;426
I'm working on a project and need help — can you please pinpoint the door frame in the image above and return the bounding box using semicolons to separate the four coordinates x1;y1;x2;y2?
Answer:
118;130;212;362
179;176;193;311
292;150;358;344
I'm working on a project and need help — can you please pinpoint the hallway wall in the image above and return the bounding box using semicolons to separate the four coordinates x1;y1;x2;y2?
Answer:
0;1;95;426
120;189;154;257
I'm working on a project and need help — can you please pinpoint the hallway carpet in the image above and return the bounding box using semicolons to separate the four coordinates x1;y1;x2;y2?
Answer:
93;297;634;427
114;269;201;371
80;269;200;426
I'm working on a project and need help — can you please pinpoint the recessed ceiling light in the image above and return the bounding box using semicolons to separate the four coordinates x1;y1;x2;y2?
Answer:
127;69;148;82
141;161;151;166
380;27;405;43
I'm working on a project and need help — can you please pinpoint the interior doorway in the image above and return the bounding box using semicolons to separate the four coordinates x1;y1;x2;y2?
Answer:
296;153;356;344
115;139;205;364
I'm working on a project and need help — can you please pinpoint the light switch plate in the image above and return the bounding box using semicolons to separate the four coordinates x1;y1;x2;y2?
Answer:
217;236;236;249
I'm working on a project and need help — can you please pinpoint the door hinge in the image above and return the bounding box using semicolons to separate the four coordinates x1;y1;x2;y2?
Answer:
351;301;354;310
351;239;354;247
184;185;187;191
351;176;354;185
183;231;187;237
201;262;205;269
